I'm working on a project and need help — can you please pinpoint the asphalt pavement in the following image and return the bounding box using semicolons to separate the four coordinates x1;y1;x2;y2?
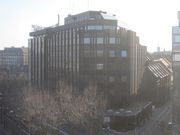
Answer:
137;102;172;135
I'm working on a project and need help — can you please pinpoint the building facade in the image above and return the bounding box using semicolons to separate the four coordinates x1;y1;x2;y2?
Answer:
140;60;171;105
2;47;23;68
29;11;147;107
172;11;180;135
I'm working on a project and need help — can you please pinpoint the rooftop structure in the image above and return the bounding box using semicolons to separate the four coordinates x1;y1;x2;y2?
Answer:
104;102;152;131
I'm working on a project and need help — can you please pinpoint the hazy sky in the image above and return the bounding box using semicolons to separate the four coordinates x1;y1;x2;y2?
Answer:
0;0;180;52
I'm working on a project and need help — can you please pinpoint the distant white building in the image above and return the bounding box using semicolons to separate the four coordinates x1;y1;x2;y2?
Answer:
157;46;160;52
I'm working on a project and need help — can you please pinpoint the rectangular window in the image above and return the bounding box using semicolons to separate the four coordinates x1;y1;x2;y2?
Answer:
109;37;115;44
104;26;116;30
97;37;103;44
88;25;103;30
174;53;180;61
109;76;115;82
175;35;180;43
97;50;103;57
84;37;90;44
121;75;127;82
121;50;127;57
97;64;103;70
109;50;115;57
173;44;180;52
173;27;180;34
117;37;121;44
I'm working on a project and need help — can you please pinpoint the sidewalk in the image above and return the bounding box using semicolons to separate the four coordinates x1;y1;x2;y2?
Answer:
0;125;9;135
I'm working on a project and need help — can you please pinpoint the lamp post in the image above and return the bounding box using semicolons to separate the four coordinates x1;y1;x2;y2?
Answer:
0;93;3;124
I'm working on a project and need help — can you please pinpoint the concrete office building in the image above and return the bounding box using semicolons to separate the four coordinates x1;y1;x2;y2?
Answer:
172;11;180;135
29;11;147;106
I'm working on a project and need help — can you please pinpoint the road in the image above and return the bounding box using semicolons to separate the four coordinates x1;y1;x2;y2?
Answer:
135;102;172;135
103;102;172;135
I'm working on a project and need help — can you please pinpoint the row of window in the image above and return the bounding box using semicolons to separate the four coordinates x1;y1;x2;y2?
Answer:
84;37;118;44
97;50;127;57
95;66;127;82
173;27;180;43
172;27;180;59
3;53;22;56
108;76;127;82
87;25;116;30
4;56;22;58
46;31;80;72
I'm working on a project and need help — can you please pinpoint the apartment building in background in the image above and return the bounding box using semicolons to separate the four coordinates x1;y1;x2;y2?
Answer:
2;47;23;68
0;47;28;72
29;11;147;107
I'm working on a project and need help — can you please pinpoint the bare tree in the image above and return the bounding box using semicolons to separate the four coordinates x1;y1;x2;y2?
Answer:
56;81;107;135
23;88;62;135
22;81;106;135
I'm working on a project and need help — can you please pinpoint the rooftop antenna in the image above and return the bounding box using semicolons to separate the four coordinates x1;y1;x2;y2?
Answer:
71;2;75;14
57;14;60;26
69;0;73;14
88;0;89;10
